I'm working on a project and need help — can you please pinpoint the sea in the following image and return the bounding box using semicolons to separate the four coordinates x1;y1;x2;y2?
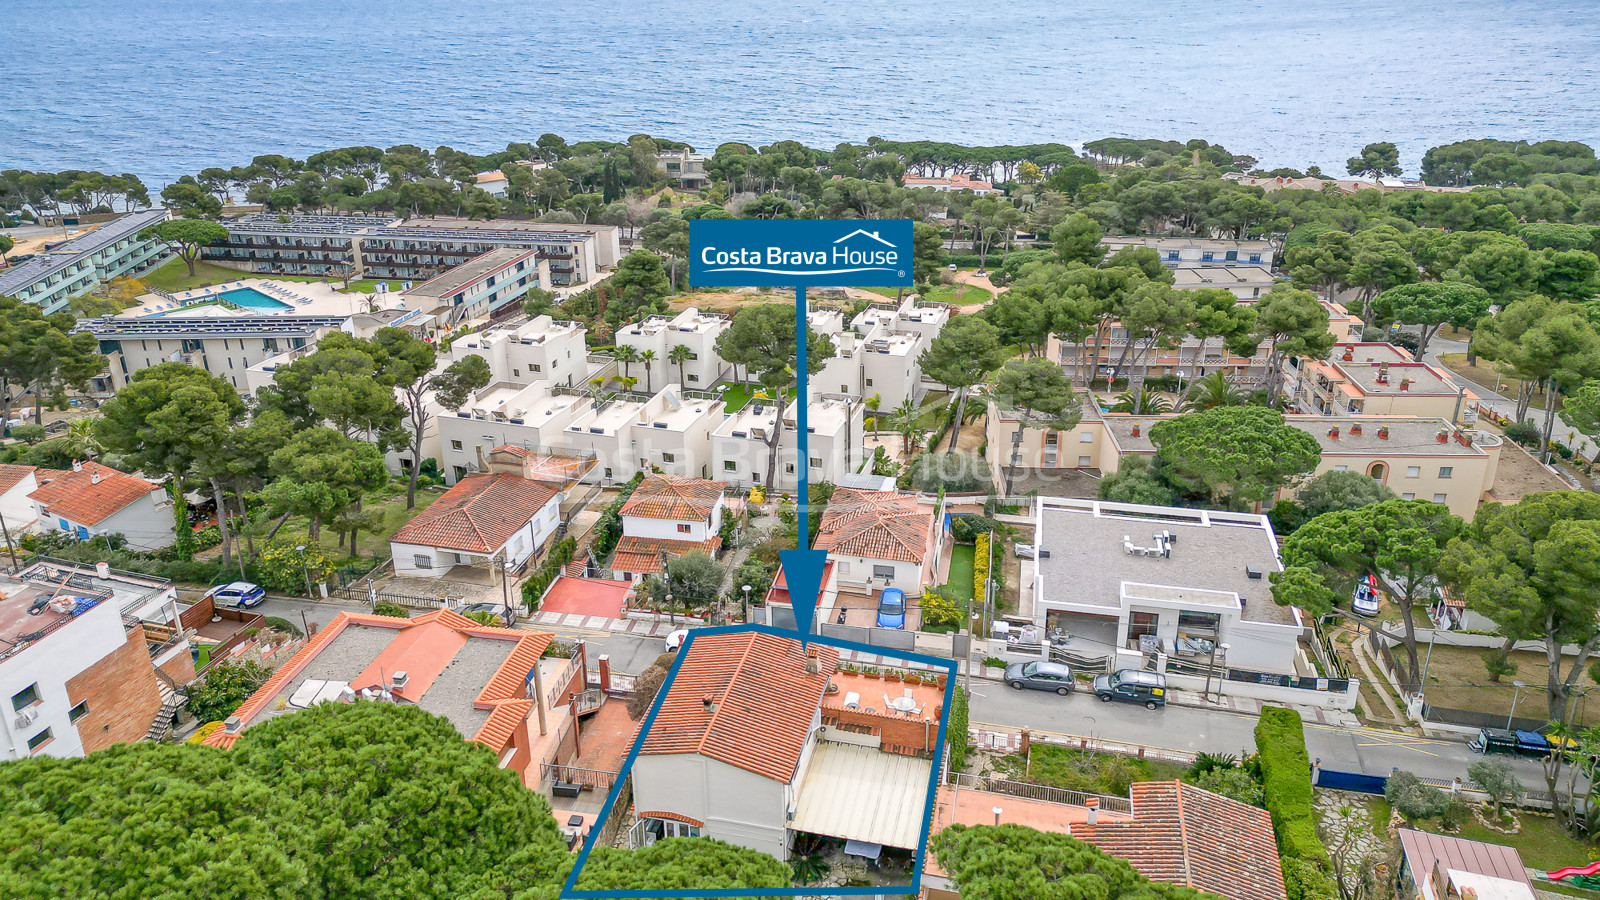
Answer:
4;0;1600;187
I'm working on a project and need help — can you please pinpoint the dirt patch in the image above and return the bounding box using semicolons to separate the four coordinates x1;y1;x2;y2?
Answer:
1438;354;1556;412
1478;422;1575;503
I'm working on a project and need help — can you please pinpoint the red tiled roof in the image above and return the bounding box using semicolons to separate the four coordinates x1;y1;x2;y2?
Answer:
635;811;705;828
813;489;932;564
0;464;35;496
640;631;837;782
392;473;558;554
1072;781;1285;900
26;461;161;526
610;535;722;575
204;609;553;754
620;475;726;521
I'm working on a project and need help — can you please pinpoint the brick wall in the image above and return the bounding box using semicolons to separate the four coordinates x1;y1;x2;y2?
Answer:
823;705;943;757
66;624;164;754
157;649;197;686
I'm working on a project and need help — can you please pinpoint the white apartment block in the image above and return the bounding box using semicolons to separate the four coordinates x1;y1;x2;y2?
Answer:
614;307;731;389
398;248;550;327
1100;236;1275;268
713;394;865;492
435;381;593;485
558;386;723;484
447;315;590;387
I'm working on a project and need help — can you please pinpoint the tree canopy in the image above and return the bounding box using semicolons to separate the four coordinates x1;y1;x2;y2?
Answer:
931;823;1223;900
1149;407;1320;509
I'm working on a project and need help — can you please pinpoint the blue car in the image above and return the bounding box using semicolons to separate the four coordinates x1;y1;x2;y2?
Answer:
205;581;266;609
876;588;906;629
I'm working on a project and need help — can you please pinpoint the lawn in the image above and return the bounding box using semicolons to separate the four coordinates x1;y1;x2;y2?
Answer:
913;394;951;430
719;383;793;413
944;543;975;602
922;282;993;307
1424;814;1599;871
263;479;444;562
995;745;1188;796
1412;642;1600;727
141;258;383;295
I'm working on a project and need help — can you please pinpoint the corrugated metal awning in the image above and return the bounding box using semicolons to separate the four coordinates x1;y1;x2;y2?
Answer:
790;742;931;850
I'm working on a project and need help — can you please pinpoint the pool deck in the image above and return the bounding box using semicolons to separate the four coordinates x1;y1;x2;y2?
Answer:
123;277;391;320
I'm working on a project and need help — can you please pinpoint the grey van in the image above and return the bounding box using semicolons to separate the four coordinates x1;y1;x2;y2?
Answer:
1092;669;1167;709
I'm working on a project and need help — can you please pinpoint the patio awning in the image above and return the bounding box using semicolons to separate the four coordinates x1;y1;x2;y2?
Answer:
843;840;883;861
790;741;931;850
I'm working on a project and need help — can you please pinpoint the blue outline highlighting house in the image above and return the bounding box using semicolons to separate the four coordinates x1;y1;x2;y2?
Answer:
561;623;956;899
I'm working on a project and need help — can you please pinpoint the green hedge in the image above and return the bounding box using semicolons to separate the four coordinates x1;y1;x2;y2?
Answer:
521;537;578;612
946;685;970;775
588;473;646;560
1256;706;1328;865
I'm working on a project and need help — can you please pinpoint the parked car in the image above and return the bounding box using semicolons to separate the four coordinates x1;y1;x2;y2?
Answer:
1004;660;1075;695
1014;543;1037;559
665;628;689;651
1092;669;1167;709
876;588;906;629
461;602;514;626
1352;574;1383;617
204;581;266;609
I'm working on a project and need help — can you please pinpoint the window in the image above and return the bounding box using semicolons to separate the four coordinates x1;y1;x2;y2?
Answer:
1078;455;1092;466
662;452;676;463
1333;465;1348;471
1224;250;1238;262
11;684;40;711
69;701;89;723
1402;492;1416;500
1079;432;1093;443
1044;434;1058;447
688;374;699;382
1129;611;1159;641
810;457;822;468
450;440;463;451
677;523;692;534
785;462;796;474
531;363;542;372
1405;466;1421;478
723;460;737;471
453;466;467;481
841;384;849;392
513;369;520;377
603;467;613;479
1201;252;1214;261
413;554;432;569
1249;253;1262;262
1438;466;1453;478
872;564;895;579
865;378;874;386
27;729;52;753
1167;251;1180;260
1433;493;1448;504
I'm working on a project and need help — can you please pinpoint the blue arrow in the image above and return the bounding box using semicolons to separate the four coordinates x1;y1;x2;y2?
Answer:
780;284;827;642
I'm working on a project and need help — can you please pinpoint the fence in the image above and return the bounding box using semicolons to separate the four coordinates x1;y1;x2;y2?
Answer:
1028;728;1198;767
1313;766;1389;795
1049;646;1112;674
819;621;918;652
540;763;617;792
1368;628;1417;691
1422;701;1548;733
947;771;1134;815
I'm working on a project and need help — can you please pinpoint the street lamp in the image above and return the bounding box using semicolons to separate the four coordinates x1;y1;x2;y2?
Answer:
1508;680;1527;730
741;584;752;623
295;545;313;599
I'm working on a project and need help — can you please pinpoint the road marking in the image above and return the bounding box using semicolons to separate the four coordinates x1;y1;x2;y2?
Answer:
1306;722;1448;757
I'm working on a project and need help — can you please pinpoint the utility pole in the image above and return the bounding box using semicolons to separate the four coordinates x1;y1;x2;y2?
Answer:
0;509;16;569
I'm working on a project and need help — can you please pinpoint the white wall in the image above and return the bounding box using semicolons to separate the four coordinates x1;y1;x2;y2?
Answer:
390;493;559;577
0;600;128;760
631;752;791;860
829;555;925;595
0;476;40;533
38;490;176;553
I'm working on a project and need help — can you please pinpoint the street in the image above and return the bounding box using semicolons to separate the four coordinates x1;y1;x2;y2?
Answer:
1423;331;1596;466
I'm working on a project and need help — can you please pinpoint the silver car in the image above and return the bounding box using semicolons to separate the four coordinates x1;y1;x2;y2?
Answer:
1003;660;1075;695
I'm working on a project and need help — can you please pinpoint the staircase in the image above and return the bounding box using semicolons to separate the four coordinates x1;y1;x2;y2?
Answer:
146;684;186;743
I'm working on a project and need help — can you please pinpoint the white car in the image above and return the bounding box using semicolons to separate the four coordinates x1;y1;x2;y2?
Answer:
665;629;689;651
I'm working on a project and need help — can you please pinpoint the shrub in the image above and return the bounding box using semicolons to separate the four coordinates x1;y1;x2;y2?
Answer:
1256;706;1327;864
946;685;969;773
1188;767;1266;807
1282;856;1340;900
919;586;965;631
254;540;335;595
185;660;272;723
263;616;303;638
950;514;1004;544
973;533;992;602
371;603;410;619
910;452;990;493
192;526;222;551
1386;769;1451;820
520;536;577;611
8;424;46;444
1504;418;1540;447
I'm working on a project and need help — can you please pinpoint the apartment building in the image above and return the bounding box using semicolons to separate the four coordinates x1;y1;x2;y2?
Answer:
1287;343;1478;423
436;381;593;484
1171;265;1279;300
203;214;617;286
810;297;947;409
0;209;171;313
1100;236;1275;268
559;386;724;484
987;403;1502;520
90;314;342;392
447;315;590;387
0;561;183;760
614;307;730;389
399;249;549;327
712;394;865;492
656;149;709;190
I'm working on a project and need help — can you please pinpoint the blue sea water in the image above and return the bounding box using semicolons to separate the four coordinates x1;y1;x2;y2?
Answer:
3;0;1599;186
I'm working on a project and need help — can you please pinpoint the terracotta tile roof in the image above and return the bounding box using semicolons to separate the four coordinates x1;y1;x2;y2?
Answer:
203;609;553;755
620;475;727;521
26;461;161;526
610;535;722;575
640;631;837;782
1072;781;1285;900
392;473;558;554
635;810;704;828
813;489;932;564
0;464;35;495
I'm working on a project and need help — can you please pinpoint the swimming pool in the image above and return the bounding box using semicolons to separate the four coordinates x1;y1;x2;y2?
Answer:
217;287;291;311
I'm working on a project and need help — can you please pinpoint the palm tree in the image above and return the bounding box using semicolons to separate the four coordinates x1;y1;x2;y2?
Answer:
891;398;922;458
619;375;639;394
614;345;640;381
640;350;657;393
864;393;882;431
1179;372;1247;412
1110;389;1173;414
61;418;102;459
668;344;693;389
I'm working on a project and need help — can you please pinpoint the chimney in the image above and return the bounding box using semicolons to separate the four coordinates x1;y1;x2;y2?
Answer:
805;649;821;674
702;694;718;714
1086;797;1100;825
598;654;612;693
1328;426;1339;439
1342;346;1354;361
475;444;487;472
1350;423;1362;436
1399;378;1411;392
1131;424;1140;438
72;460;83;472
1377;361;1389;384
224;716;242;734
391;671;409;691
1378;425;1389;440
1436;429;1449;443
90;472;102;485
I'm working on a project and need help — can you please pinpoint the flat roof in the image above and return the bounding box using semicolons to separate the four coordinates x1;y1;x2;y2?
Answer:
1035;498;1293;627
0;209;170;294
404;248;537;298
1101;414;1492;458
1340;361;1458;396
1171;266;1278;288
713;396;855;439
1330;342;1414;364
1102;235;1275;252
0;560;170;657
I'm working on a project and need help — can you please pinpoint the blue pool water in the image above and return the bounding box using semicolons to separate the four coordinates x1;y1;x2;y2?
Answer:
218;288;291;311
